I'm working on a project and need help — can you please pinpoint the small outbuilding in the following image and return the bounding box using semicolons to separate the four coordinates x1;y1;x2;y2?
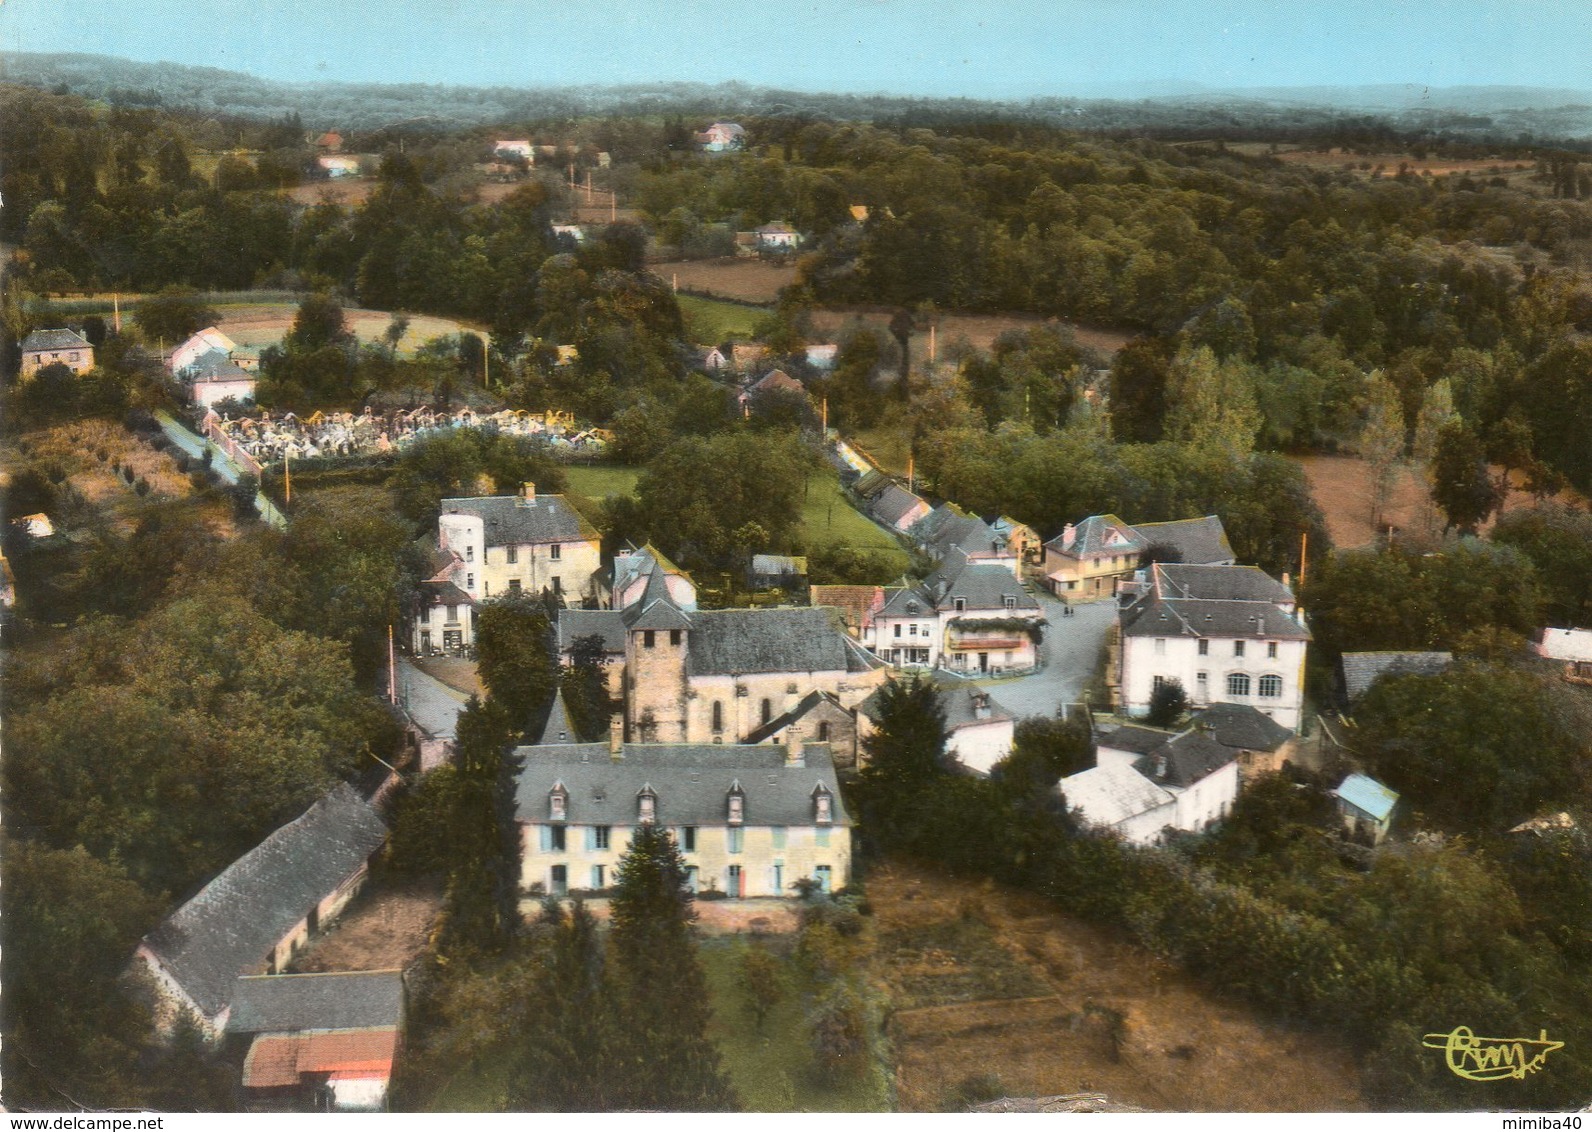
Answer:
1332;772;1398;845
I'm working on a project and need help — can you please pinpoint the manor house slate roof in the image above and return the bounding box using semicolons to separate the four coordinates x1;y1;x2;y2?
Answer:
1120;563;1308;641
514;741;851;828
1152;563;1294;604
20;327;91;353
440;494;598;548
1133;516;1235;565
227;971;404;1036
1340;650;1454;701
141;784;388;1019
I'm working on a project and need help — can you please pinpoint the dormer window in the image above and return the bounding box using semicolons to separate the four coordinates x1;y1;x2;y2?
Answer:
1003;595;1017;610
954;598;966;613
637;785;657;824
906;600;919;615
727;784;745;825
549;782;568;821
813;784;833;825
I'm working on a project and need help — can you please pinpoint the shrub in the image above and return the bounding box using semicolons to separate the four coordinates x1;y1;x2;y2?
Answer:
135;478;150;497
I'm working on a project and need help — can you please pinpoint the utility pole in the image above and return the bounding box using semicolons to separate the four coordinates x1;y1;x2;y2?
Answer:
284;451;291;505
112;293;121;334
388;625;398;704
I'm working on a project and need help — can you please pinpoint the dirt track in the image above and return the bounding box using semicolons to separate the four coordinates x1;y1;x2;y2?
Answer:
871;860;1366;1113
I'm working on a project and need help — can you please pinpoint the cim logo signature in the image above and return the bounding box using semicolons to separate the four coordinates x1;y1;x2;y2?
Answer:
1423;1026;1564;1082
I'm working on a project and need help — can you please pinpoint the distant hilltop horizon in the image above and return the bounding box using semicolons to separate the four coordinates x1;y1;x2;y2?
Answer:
5;51;1592;139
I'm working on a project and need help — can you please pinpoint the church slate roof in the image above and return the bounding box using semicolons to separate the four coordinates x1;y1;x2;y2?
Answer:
141;784;387;1019
227;970;404;1036
686;607;858;676
513;741;851;828
440;494;598;548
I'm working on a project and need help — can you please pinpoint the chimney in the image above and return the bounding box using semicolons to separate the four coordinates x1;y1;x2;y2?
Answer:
609;714;624;760
1062;522;1076;548
786;731;806;768
1155;754;1168;780
973;692;991;720
518;481;536;507
1281;571;1291;588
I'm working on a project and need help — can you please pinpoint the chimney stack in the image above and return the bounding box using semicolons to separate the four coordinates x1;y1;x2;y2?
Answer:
1062;522;1077;548
609;714;624;760
786;730;806;768
518;481;537;507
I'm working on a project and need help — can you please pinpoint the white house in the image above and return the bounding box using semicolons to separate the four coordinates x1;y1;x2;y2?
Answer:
818;550;1043;676
436;484;603;606
515;719;851;899
754;222;801;250
698;122;746;151
494;139;534;160
1068;722;1241;843
188;353;257;408
855;681;1015;775
171;327;238;375
1059;763;1176;846
1537;627;1592;685
316;155;362;178
1116;563;1310;730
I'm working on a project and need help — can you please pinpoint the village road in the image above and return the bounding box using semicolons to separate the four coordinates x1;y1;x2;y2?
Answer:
969;591;1115;720
395;655;468;740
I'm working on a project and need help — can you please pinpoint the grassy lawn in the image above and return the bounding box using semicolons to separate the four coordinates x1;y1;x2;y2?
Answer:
700;938;890;1112
846;425;914;477
563;464;643;501
678;293;768;344
561;462;906;572
800;467;911;566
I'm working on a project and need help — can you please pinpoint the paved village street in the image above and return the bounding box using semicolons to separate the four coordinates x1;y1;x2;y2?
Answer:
966;590;1115;721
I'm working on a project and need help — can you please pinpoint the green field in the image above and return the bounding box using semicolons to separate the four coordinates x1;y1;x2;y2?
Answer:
563;464;643;500
699;938;891;1112
565;461;908;572
799;468;910;564
678;293;768;344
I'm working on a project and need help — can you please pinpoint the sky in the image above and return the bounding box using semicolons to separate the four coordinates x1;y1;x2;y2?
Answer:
1;0;1590;99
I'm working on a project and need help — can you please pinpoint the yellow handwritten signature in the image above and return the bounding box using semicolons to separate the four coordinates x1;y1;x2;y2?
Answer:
1422;1027;1564;1081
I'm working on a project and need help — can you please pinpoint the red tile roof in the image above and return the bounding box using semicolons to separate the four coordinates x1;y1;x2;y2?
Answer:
243;1028;398;1089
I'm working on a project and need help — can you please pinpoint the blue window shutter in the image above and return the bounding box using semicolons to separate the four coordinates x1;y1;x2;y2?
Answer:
585;826;597;851
540;825;552;852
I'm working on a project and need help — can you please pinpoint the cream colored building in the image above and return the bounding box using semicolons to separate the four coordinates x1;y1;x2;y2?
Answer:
556;547;887;744
437;484;602;605
515;715;851;899
20;327;94;376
